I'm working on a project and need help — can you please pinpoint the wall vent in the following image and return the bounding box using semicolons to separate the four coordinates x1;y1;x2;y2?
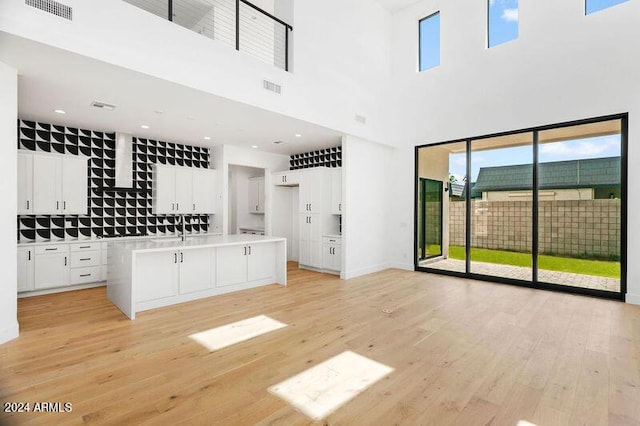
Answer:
25;0;73;20
263;80;282;95
355;114;367;124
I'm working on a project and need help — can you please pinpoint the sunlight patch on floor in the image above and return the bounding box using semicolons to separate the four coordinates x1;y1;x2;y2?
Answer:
189;315;287;351
269;351;394;420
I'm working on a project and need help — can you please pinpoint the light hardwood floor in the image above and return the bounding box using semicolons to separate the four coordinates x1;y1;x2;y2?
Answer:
1;263;640;425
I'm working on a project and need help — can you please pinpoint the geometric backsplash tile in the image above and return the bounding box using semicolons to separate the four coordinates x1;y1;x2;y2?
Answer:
17;119;211;242
289;145;341;170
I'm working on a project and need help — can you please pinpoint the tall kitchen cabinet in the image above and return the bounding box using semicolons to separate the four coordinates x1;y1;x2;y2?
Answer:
17;151;88;215
297;168;333;269
152;165;218;214
248;177;265;214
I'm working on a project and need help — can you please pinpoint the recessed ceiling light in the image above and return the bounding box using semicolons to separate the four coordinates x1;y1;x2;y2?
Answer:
141;125;150;129
54;109;66;114
251;145;259;149
204;136;211;140
295;134;302;138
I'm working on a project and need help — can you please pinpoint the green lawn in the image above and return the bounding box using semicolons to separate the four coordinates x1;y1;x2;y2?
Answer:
442;246;620;279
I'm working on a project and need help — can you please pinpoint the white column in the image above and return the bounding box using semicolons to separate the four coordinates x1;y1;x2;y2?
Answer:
0;61;18;344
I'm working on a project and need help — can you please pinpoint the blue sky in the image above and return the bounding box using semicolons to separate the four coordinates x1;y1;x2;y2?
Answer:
586;0;629;14
449;135;622;183
419;12;440;71
488;0;519;48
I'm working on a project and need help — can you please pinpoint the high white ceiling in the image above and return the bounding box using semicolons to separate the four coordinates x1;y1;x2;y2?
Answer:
375;0;422;13
0;33;343;155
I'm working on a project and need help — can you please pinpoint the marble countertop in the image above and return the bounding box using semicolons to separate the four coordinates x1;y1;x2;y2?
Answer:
17;233;223;247
110;234;286;254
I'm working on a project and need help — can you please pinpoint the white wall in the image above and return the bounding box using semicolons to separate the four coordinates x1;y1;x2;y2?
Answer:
387;0;640;302
212;145;289;236
0;61;18;344
342;135;395;279
0;0;393;146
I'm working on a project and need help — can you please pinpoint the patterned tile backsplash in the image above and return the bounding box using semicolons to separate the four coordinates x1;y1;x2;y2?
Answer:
17;119;211;242
289;146;341;170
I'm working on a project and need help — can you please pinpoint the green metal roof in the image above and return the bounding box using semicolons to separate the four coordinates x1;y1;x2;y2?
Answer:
473;156;620;192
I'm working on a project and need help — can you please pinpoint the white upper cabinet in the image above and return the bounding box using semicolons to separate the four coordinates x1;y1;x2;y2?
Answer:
17;152;33;215
61;156;89;214
174;167;193;214
331;167;342;215
273;170;300;186
248;177;265;214
153;164;218;215
30;152;88;215
192;168;217;214
299;167;329;213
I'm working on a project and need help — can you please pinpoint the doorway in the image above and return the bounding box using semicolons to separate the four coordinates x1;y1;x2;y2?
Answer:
418;178;443;261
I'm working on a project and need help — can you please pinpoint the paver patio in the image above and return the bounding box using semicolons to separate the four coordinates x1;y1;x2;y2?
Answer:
421;258;620;292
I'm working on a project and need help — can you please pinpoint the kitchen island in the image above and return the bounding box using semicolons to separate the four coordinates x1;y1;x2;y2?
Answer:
107;234;287;319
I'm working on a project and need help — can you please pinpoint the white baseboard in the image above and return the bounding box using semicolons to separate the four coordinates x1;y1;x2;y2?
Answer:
18;282;105;298
0;322;19;345
626;293;640;305
342;263;389;280
387;262;414;271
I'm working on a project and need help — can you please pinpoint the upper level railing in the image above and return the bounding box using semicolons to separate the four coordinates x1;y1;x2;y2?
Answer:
123;0;292;71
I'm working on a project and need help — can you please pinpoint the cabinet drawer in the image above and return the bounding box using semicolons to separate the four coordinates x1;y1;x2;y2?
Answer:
322;237;342;245
70;250;101;268
35;244;69;255
71;242;101;252
70;266;102;285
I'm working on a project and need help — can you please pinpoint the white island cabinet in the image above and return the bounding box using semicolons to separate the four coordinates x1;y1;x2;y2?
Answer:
107;235;286;319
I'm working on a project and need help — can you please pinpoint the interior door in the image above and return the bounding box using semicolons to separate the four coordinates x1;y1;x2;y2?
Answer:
418;178;443;260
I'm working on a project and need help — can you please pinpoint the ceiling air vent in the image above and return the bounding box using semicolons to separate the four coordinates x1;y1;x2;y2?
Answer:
263;80;282;95
25;0;73;20
91;101;116;110
355;114;367;124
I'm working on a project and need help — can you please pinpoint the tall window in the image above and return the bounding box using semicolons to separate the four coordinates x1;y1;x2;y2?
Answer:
488;0;519;48
586;0;629;14
419;12;440;71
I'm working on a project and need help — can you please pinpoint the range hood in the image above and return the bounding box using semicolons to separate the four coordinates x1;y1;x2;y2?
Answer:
114;132;134;189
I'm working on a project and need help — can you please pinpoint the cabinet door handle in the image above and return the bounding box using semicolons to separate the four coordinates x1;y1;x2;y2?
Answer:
26;200;29;210
28;250;31;261
180;252;183;263
63;201;66;210
80;246;91;249
309;203;312;211
339;203;341;212
56;201;59;210
174;253;177;263
64;256;67;266
244;246;247;256
193;203;196;211
45;248;58;251
80;273;91;277
248;246;251;255
80;258;91;261
171;203;175;211
176;203;179;210
308;216;311;224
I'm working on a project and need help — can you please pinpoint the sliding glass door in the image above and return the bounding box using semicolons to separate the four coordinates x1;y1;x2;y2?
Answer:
415;114;626;300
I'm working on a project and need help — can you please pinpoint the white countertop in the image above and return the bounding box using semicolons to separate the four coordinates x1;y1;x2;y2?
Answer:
110;234;286;254
17;233;223;247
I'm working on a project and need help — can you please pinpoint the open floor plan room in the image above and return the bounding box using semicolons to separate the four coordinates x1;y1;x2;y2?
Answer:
2;264;639;425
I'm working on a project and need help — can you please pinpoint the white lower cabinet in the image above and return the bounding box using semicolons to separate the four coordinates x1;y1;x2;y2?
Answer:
17;247;35;292
216;242;275;287
136;248;214;301
136;250;180;302
179;248;214;294
322;237;342;273
34;250;69;290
